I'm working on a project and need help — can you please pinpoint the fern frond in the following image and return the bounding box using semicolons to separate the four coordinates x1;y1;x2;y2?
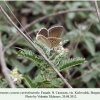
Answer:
14;49;50;68
34;41;50;57
52;52;67;65
59;57;86;71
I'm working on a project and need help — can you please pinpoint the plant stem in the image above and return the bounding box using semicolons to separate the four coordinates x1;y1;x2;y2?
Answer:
0;36;16;88
94;0;100;23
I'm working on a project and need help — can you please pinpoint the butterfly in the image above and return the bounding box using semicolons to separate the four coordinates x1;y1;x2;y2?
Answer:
36;26;63;48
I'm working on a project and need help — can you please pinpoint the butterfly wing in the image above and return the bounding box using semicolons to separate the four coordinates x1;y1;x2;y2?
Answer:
48;26;63;38
48;37;61;48
36;34;51;47
37;28;48;37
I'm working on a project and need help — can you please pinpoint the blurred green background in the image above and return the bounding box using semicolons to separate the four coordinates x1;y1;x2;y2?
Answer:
0;1;100;88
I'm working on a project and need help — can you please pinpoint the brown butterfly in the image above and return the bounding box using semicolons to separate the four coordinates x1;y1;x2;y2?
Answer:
36;26;63;48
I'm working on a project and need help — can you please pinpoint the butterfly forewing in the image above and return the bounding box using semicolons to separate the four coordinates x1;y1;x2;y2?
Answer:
37;28;48;37
48;37;61;48
48;26;63;38
36;35;51;47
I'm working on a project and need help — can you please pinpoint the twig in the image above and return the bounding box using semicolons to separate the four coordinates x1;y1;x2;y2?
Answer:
0;36;16;88
4;8;96;53
0;5;72;88
94;0;100;23
24;8;96;30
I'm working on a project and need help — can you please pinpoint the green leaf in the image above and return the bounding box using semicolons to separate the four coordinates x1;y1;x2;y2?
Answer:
84;38;95;56
50;78;63;88
16;39;32;48
0;25;10;32
63;29;79;41
82;71;92;83
8;57;35;73
23;75;36;88
33;75;44;83
34;41;50;57
10;58;27;73
84;32;96;39
60;57;86;71
86;80;96;88
25;62;35;73
82;71;98;83
14;49;50;68
1;82;8;88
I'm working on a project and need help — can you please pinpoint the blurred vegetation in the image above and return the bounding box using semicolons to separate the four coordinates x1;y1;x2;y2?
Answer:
0;1;100;88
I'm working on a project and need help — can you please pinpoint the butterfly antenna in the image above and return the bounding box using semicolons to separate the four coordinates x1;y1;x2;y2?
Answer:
4;0;33;41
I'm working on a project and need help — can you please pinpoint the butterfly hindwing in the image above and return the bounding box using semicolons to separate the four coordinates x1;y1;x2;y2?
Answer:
48;37;61;48
36;35;51;47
